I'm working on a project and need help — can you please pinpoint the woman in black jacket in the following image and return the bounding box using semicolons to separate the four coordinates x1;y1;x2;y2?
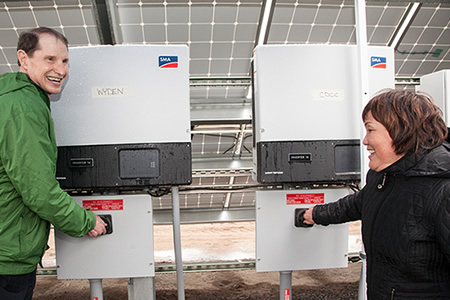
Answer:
304;89;450;299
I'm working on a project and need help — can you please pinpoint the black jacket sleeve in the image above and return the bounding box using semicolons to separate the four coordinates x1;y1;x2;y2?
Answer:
312;189;363;225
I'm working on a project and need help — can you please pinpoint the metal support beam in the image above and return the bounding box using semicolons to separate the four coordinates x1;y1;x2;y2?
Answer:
254;0;276;47
171;186;185;300
279;271;292;300
154;207;256;225
92;0;121;45
388;2;421;50
89;279;103;300
190;101;252;125
191;155;253;173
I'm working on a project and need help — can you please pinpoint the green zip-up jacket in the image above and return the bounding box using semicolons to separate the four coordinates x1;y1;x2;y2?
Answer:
0;72;96;275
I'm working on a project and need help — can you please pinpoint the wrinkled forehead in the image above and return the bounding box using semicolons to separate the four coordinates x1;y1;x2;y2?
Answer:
34;33;69;55
37;32;68;48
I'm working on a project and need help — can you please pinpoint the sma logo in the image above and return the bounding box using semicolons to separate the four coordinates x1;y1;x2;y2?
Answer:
159;56;178;68
371;56;387;69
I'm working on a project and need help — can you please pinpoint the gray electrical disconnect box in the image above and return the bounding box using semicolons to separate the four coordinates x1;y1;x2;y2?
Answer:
55;195;154;279
256;189;349;272
51;45;192;191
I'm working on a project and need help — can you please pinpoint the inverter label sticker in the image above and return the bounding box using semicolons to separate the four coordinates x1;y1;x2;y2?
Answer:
371;56;386;69
83;199;124;211
311;89;345;101
92;86;134;98
286;193;325;205
159;56;178;68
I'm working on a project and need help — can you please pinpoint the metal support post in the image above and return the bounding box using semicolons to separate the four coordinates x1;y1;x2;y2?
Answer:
89;279;103;300
171;186;185;300
358;250;367;300
279;271;292;300
128;277;155;300
355;0;370;183
355;0;369;299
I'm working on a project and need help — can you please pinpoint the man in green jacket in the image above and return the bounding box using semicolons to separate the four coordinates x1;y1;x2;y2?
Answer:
0;27;107;300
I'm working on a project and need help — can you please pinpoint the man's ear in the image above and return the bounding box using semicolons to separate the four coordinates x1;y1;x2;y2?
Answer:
17;49;28;70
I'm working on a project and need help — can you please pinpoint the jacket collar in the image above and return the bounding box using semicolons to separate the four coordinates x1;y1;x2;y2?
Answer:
16;72;51;109
381;142;450;178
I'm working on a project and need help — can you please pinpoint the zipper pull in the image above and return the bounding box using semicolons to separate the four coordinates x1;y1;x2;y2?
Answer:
377;173;387;189
391;288;395;300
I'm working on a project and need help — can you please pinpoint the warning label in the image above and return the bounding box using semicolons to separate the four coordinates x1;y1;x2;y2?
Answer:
82;199;124;211
286;193;324;205
285;288;290;300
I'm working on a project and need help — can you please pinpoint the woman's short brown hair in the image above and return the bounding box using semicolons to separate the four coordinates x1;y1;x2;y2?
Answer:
362;89;448;155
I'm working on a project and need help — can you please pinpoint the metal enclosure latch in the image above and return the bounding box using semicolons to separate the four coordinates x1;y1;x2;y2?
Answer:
294;208;313;228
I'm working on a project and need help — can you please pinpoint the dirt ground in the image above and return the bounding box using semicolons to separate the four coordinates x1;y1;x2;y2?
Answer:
33;221;362;299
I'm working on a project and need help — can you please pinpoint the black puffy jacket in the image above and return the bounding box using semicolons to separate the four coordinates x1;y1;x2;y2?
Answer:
313;142;450;299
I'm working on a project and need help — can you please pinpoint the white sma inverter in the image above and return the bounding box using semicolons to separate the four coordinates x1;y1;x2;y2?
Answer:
417;70;450;125
51;45;191;191
252;44;395;184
